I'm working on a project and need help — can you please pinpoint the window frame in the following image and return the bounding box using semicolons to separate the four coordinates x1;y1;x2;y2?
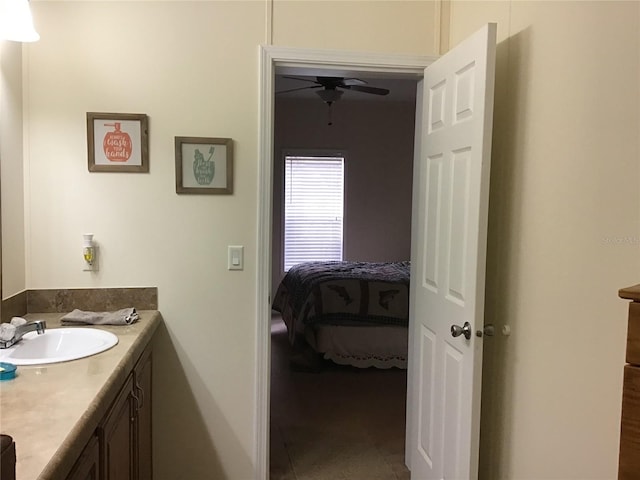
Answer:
280;149;348;274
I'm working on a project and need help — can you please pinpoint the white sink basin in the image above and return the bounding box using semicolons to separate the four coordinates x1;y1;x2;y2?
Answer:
0;328;118;365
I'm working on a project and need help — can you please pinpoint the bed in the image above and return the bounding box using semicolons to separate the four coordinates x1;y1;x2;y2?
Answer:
272;260;410;369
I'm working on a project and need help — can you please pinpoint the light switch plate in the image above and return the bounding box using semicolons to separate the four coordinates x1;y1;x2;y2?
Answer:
228;245;244;270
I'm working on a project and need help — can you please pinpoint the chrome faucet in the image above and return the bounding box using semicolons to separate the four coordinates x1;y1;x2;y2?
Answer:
0;320;47;349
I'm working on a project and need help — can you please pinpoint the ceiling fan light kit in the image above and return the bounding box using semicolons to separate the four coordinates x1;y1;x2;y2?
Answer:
316;89;343;104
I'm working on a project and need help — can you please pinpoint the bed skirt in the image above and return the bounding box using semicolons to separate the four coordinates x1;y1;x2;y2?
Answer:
306;324;408;369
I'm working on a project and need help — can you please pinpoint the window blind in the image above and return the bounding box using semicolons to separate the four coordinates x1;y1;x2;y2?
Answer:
284;156;344;271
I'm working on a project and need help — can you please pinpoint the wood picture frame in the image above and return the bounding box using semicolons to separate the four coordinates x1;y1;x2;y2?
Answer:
87;112;149;173
175;137;233;194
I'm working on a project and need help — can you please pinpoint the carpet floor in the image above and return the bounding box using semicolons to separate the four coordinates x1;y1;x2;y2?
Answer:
269;316;411;480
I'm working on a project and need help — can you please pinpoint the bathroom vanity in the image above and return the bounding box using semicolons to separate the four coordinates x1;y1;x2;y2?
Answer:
0;310;161;479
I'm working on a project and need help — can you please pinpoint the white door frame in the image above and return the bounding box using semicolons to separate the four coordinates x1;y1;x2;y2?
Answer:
255;45;438;479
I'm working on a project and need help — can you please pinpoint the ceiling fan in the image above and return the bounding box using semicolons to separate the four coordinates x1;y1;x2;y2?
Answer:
276;76;390;125
277;76;390;103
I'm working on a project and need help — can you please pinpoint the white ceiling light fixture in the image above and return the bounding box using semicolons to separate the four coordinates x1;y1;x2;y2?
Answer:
316;89;343;104
315;89;344;126
0;0;40;42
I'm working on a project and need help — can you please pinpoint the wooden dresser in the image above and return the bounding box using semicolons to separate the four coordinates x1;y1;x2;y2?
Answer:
619;284;640;480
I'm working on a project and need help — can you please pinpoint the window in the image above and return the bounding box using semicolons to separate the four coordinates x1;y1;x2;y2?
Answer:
283;154;344;271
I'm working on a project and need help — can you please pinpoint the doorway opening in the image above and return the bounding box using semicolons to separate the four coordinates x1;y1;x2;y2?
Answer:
256;45;435;479
259;25;497;478
270;73;418;479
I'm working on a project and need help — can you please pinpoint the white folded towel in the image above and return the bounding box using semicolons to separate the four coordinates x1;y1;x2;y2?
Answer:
61;308;139;326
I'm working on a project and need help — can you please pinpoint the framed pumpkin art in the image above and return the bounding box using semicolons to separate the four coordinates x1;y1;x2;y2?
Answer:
87;112;149;172
174;137;233;194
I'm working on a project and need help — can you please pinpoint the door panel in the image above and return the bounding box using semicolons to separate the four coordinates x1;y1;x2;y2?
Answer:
424;155;443;290
407;23;496;480
417;325;436;468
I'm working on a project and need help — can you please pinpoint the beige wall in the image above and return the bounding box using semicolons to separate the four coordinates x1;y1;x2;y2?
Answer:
22;2;265;478
11;1;439;478
447;1;640;479
272;97;416;290
272;0;439;54
0;40;26;298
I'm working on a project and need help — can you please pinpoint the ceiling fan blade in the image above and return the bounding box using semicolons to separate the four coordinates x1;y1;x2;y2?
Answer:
276;85;322;94
341;78;367;86
345;84;390;96
282;75;320;84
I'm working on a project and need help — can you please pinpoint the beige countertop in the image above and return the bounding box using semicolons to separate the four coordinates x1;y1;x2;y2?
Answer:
0;310;161;480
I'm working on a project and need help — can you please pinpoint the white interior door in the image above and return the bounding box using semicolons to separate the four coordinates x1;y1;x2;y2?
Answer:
406;23;496;480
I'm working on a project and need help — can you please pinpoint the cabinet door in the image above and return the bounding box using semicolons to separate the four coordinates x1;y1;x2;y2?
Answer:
134;347;152;480
101;375;135;480
67;434;100;480
619;365;640;480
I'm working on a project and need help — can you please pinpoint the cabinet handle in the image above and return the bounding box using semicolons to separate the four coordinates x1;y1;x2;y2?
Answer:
135;379;144;411
131;389;141;413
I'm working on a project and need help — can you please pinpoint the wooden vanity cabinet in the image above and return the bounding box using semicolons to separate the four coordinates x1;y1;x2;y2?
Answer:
67;344;152;480
66;434;100;480
618;285;640;480
134;345;152;480
101;374;135;480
